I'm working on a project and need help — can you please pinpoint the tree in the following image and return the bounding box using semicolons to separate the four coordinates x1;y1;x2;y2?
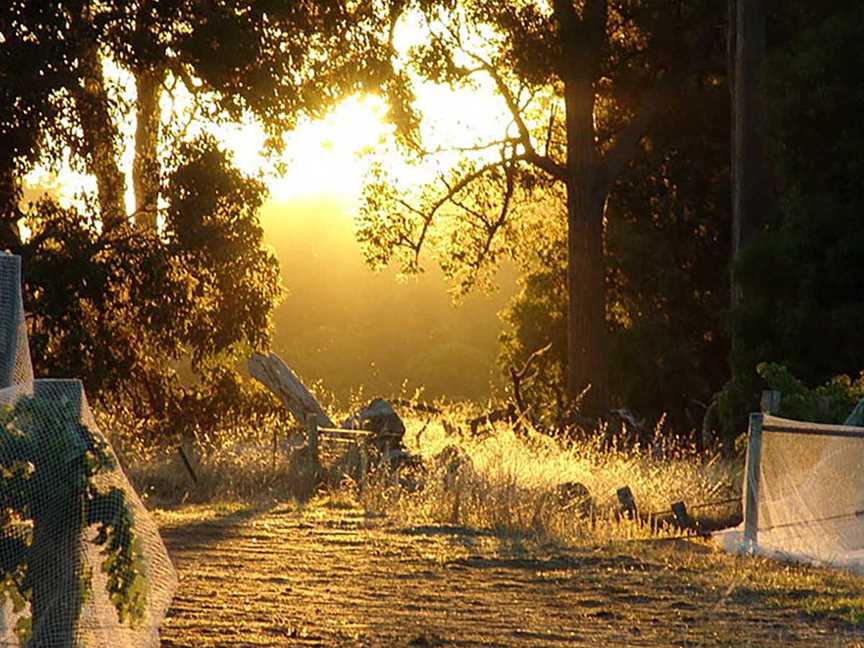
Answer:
721;1;864;434
0;1;409;419
498;64;730;435
358;0;724;417
728;0;771;307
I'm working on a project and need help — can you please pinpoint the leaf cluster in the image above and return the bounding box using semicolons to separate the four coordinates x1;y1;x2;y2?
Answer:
19;137;280;417
724;1;864;435
756;362;864;424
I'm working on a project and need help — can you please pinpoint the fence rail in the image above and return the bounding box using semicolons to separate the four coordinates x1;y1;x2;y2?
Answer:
762;424;864;439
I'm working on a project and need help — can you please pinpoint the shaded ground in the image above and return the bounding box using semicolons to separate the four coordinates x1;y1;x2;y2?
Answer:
157;501;864;647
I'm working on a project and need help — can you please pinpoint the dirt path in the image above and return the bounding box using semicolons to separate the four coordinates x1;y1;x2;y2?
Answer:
157;502;864;647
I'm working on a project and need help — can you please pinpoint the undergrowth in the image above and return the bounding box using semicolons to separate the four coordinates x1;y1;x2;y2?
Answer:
357;412;740;546
105;402;741;546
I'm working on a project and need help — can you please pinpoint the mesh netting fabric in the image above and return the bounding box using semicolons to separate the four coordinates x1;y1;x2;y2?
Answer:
0;255;32;387
0;255;176;646
716;414;864;573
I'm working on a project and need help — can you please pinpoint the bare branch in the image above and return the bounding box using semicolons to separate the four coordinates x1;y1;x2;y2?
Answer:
418;137;521;158
460;50;567;182
478;156;516;261
544;104;558;158
393;151;523;272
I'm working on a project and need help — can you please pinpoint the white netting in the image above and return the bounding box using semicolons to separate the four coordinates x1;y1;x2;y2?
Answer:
716;414;864;573
0;255;176;647
0;254;32;387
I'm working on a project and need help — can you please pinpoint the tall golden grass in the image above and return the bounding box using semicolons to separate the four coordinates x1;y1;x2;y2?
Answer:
358;412;741;545
105;404;741;545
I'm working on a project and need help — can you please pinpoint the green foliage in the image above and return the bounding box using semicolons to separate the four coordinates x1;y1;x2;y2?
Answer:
359;0;727;420
19;137;280;419
498;65;730;432
0;394;147;636
724;2;864;435
359;0;725;291
755;363;864;424
0;0;414;429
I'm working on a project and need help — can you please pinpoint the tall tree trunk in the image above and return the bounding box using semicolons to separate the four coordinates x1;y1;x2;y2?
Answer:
553;0;610;418
730;0;769;307
566;180;608;417
72;41;127;230
564;74;609;418
133;67;164;230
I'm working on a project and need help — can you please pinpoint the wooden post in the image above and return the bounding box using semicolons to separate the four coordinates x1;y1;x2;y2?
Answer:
617;486;638;521
0;254;21;388
306;413;320;471
743;412;763;547
0;254;32;388
178;440;199;484
358;443;368;490
816;396;831;421
760;390;781;415
248;353;336;428
671;501;696;532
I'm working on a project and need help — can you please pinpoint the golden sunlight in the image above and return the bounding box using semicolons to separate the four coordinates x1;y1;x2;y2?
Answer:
221;95;394;203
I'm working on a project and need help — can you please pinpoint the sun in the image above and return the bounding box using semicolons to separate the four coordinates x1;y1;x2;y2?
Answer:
245;95;394;204
24;48;511;218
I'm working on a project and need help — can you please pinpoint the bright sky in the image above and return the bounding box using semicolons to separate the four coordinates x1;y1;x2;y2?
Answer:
23;14;514;219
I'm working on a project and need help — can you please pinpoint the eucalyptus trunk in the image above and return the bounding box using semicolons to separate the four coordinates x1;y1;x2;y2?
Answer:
72;41;127;230
133;68;164;230
562;26;609;418
566;179;609;418
730;0;769;307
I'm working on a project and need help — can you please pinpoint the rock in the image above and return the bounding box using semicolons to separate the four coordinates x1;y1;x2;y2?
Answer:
555;481;593;518
342;398;406;449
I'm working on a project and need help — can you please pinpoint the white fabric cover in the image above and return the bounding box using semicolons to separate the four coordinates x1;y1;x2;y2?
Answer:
0;254;176;646
716;414;864;574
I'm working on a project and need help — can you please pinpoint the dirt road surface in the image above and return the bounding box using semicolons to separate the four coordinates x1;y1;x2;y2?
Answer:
157;501;864;647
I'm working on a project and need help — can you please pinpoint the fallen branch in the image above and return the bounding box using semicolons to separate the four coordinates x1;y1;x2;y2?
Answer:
248;352;335;428
508;342;553;431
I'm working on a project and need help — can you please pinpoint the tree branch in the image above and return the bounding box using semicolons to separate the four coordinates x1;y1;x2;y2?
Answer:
463;51;568;182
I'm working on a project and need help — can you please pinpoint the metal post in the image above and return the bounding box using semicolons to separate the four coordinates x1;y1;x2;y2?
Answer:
0;254;22;388
743;412;763;547
760;390;781;415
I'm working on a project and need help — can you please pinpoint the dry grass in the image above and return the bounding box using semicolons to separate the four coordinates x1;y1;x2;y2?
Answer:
358;413;741;545
101;405;864;640
106;402;740;546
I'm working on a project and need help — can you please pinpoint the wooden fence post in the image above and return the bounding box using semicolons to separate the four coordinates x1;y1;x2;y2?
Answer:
760;390;781;415
306;413;320;473
743;412;763;547
358;443;368;490
616;485;638;521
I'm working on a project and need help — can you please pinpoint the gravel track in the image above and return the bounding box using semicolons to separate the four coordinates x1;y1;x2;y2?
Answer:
157;502;864;647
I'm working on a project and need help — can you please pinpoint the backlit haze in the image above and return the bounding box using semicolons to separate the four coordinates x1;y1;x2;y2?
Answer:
24;53;518;404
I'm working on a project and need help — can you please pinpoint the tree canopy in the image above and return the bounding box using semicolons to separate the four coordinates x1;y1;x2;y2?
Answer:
720;0;864;435
358;0;726;419
0;0;408;427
